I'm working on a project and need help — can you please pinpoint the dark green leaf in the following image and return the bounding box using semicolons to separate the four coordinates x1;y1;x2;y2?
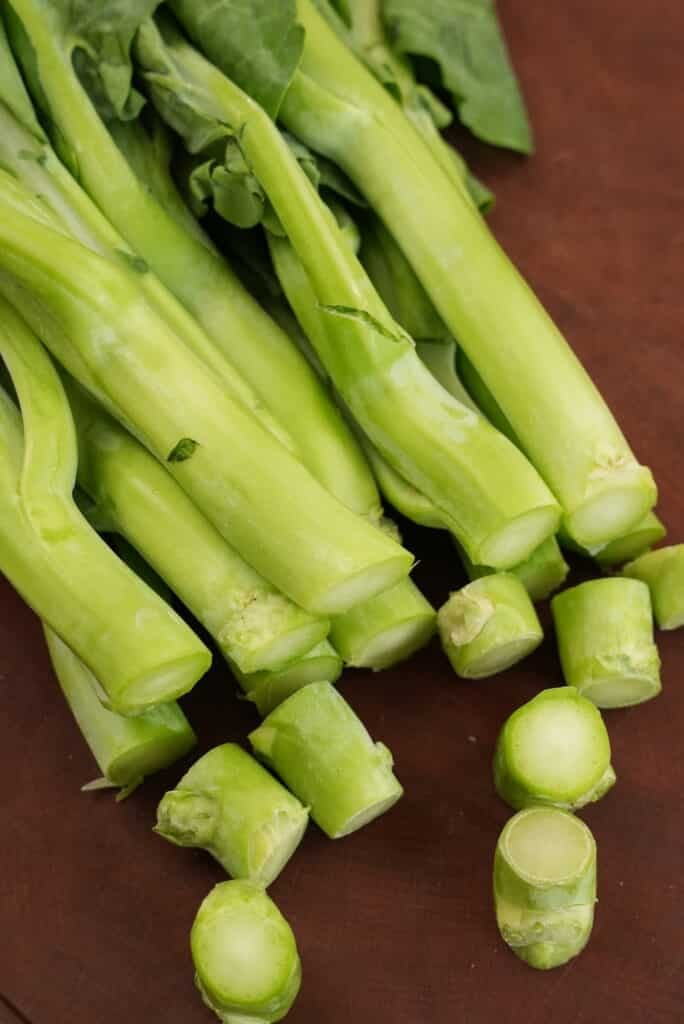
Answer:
383;0;534;153
170;0;304;118
167;437;199;462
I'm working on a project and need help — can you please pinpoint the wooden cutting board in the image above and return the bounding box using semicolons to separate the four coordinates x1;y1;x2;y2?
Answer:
1;1;683;1022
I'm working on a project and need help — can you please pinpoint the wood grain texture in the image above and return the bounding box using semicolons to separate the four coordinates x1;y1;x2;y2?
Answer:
1;1;683;1021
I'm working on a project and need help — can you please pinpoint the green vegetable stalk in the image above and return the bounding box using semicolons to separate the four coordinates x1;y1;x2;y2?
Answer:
0;301;210;715
236;639;343;717
330;578;435;669
493;687;616;811
250;682;403;838
70;386;330;674
156;743;309;887
0;178;412;617
191;880;302;1023
552;578;662;708
137;13;562;571
494;807;597;970
45;627;197;798
270;0;657;549
437;575;543;679
624;545;684;630
4;0;381;520
461;537;569;604
312;0;493;209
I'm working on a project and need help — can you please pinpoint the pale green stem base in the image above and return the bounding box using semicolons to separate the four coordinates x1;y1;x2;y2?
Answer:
438;574;543;679
552;578;661;708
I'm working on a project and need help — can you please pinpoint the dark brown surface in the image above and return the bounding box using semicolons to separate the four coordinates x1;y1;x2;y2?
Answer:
2;2;684;1022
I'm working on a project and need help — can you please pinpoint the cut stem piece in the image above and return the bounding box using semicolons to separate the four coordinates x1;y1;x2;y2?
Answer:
552;578;661;708
235;640;343;718
461;536;569;603
45;627;196;795
191;880;301;1023
155;743;308;887
331;578;436;670
249;682;403;838
437;575;543;679
493;687;616;811
595;511;666;567
624;545;684;630
494;807;597;970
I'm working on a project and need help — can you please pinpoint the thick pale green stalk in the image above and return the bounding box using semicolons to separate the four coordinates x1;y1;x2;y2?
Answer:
0;303;210;714
437;574;543;679
263;230;558;568
70;387;329;673
552;578;661;708
493;687;616;811
191;880;301;1023
314;0;492;209
331;578;435;669
277;0;657;548
461;536;569;603
45;627;196;796
6;0;379;518
235;639;343;717
624;545;684;630
0;194;411;616
250;681;403;838
494;807;597;970
156;743;308;886
140;16;560;570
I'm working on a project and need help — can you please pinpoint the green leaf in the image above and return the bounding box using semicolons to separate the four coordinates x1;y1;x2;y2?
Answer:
39;0;163;121
167;437;200;462
135;17;364;230
169;0;304;118
383;0;534;154
320;305;413;346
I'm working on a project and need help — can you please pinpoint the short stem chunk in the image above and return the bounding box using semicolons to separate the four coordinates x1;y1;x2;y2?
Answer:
249;682;403;838
191;880;301;1023
438;574;543;679
494;807;597;970
494;687;616;811
156;743;308;887
623;545;684;630
552;578;661;708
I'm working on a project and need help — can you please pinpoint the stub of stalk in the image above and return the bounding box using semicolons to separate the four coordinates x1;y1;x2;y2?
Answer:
437;574;543;679
493;687;616;811
249;681;403;838
45;627;196;795
494;806;597;970
234;640;343;717
155;743;308;887
552;578;661;708
624;545;684;630
461;535;569;603
330;577;436;669
191;880;301;1023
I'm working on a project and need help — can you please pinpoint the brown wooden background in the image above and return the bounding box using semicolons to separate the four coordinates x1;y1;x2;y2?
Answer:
1;1;683;1022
